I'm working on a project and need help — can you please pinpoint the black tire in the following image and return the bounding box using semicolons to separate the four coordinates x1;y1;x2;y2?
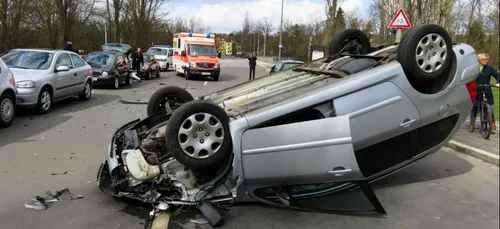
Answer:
111;76;120;89
397;24;453;81
213;74;219;81
156;67;160;78
36;86;52;114
79;80;92;100
166;100;232;169
147;86;194;116
480;104;492;139
166;63;169;71
184;69;192;80
146;71;152;80
329;29;371;55
0;93;15;128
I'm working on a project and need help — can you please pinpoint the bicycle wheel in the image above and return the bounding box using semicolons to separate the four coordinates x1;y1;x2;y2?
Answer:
479;103;492;139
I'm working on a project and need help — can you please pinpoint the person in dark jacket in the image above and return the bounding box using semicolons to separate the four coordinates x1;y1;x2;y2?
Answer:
248;52;257;80
130;48;144;72
469;53;500;132
63;40;77;53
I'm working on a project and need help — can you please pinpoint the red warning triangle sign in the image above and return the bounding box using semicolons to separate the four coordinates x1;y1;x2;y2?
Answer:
389;9;412;28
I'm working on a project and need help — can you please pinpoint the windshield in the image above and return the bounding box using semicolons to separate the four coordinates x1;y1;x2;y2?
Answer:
143;55;152;62
283;62;303;70
85;53;115;67
0;50;54;70
188;44;217;57
147;48;168;56
101;44;132;53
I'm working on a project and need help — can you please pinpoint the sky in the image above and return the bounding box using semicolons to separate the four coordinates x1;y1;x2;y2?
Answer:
164;0;373;34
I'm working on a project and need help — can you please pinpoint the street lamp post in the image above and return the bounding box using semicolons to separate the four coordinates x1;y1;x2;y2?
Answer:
104;22;108;44
278;0;284;60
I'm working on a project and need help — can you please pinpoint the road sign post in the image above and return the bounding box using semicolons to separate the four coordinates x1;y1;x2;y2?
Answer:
389;7;411;43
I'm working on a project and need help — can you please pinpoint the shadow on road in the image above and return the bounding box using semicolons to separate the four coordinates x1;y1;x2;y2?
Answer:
0;93;120;147
371;151;473;189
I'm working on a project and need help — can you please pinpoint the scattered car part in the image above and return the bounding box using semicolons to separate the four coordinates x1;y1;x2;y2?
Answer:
146;86;195;116
25;188;84;211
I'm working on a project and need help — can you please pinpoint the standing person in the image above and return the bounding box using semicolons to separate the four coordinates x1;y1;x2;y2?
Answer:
468;53;500;133
63;40;77;53
131;48;144;72
248;52;257;80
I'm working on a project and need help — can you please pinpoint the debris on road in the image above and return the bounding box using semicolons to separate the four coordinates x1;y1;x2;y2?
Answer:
119;99;148;105
51;171;68;175
24;188;84;211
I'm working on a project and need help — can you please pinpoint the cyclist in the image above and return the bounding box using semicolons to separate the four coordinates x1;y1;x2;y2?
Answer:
469;53;500;133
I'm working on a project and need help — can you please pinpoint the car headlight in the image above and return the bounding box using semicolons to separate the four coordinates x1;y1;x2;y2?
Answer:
15;80;35;88
102;71;108;77
215;63;220;68
189;61;196;68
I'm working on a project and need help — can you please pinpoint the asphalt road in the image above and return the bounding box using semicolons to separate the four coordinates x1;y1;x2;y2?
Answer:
0;58;498;229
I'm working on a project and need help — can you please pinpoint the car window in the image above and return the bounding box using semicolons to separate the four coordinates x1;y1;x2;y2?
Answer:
0;50;54;70
70;54;86;68
55;53;73;68
275;62;283;71
147;48;168;56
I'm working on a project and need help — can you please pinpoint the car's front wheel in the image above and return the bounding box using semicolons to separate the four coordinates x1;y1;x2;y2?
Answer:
0;93;15;128
166;100;232;169
79;80;92;100
36;87;52;114
112;76;120;89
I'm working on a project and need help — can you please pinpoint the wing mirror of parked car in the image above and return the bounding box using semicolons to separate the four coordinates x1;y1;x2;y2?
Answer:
181;51;186;57
55;66;70;72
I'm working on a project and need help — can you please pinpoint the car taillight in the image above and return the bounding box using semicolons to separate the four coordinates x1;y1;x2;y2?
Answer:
8;71;15;87
466;81;476;103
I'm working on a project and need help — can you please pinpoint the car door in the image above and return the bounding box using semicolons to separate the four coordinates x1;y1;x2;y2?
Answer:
70;53;89;95
241;115;386;214
53;53;75;98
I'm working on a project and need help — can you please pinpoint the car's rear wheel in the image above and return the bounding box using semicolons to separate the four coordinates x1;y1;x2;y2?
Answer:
112;76;120;89
146;86;194;116
184;69;192;80
397;24;453;82
329;29;372;55
146;71;152;80
0;93;15;128
125;72;133;85
166;100;232;169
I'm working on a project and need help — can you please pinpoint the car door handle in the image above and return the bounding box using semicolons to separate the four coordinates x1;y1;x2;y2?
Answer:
328;167;352;176
399;118;416;128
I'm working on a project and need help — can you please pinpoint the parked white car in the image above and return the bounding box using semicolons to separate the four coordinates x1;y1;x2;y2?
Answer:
0;49;93;114
0;58;16;128
146;47;172;71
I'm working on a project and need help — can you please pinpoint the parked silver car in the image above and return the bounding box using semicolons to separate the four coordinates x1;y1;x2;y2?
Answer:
97;24;479;223
0;58;17;128
147;46;173;71
0;49;93;114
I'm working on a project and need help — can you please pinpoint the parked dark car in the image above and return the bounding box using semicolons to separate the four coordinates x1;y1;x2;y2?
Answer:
128;53;160;80
270;59;305;73
85;51;132;89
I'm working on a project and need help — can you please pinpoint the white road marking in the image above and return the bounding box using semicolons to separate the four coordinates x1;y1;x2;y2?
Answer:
203;81;207;86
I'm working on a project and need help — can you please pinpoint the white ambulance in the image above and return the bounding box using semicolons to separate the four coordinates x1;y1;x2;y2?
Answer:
172;33;221;81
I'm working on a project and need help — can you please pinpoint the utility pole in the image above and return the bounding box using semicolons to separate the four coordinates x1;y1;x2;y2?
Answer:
257;32;260;55
104;23;108;44
395;0;405;43
278;0;284;60
263;34;266;56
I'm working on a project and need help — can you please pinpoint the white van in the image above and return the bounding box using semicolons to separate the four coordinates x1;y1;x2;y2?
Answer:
146;47;173;71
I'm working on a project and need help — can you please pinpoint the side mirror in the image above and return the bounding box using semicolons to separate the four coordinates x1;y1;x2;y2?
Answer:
181;51;186;57
56;66;70;72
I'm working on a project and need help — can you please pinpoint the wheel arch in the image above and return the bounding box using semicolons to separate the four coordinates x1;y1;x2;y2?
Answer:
1;88;17;105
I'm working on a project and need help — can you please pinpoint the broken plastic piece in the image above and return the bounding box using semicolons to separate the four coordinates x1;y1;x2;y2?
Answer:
57;188;84;200
157;202;169;211
51;171;68;175
25;196;47;211
197;200;225;227
190;215;209;225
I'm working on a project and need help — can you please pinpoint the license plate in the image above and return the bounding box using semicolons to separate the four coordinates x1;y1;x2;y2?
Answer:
93;77;98;81
201;72;211;76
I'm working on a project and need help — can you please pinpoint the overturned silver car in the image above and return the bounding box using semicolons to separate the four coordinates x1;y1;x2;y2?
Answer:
97;24;479;221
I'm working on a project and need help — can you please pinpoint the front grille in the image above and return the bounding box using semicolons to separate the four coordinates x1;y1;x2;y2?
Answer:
92;71;101;76
197;63;214;68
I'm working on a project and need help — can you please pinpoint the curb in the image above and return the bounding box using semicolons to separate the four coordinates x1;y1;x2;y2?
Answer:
445;140;499;166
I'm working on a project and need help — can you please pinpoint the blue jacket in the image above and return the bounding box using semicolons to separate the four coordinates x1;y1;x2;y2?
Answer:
474;64;499;107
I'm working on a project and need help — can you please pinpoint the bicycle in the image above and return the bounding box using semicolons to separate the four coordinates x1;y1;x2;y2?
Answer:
477;84;493;139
